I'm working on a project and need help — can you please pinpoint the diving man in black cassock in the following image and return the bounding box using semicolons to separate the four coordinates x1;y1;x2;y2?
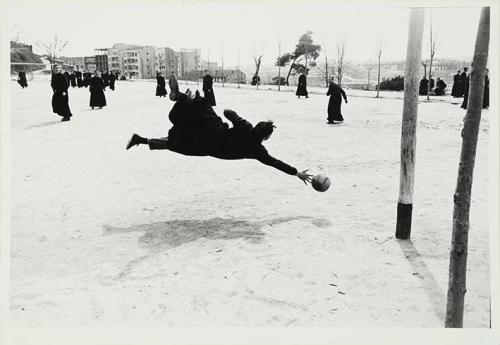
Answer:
451;70;461;97
51;65;72;122
125;76;313;184
89;70;107;109
17;69;28;88
156;72;168;97
202;71;216;106
296;73;308;98
326;78;348;124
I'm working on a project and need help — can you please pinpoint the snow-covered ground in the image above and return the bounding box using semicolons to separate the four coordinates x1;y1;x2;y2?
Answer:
8;78;491;327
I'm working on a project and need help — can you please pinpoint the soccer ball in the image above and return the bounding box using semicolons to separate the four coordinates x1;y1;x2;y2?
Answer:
312;174;331;192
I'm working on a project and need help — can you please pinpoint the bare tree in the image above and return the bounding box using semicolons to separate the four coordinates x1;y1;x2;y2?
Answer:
376;36;383;97
336;36;348;87
421;59;429;79
426;12;439;100
445;7;489;328
36;35;68;69
366;60;372;90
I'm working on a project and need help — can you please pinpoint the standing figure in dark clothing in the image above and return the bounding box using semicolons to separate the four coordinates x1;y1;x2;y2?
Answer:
51;65;72;122
461;72;470;109
451;70;461;97
483;69;489;109
17;69;28;88
69;72;76;88
109;72;116;91
202;71;216;106
102;71;110;89
75;69;83;87
296;73;308;98
89;70;106;109
326;78;348;123
429;77;435;91
156;72;168;97
460;67;468;96
434;78;447;95
63;70;70;85
419;76;428;95
125;77;313;184
83;71;92;87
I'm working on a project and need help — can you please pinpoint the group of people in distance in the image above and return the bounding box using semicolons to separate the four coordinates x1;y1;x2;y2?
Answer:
50;65;119;121
419;76;447;96
451;66;489;109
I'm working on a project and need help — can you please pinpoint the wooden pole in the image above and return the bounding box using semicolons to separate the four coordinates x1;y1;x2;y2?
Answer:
445;7;489;328
376;53;381;97
395;8;425;240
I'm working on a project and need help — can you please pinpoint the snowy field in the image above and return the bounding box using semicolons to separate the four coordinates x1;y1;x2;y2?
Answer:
8;78;491;327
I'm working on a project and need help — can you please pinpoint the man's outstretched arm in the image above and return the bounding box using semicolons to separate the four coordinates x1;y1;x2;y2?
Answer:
256;148;312;184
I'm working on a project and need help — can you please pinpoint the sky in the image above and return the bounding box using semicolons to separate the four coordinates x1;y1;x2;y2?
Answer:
6;1;483;67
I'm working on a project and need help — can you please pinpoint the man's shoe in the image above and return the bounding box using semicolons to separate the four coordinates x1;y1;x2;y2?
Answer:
126;134;142;150
61;117;70;122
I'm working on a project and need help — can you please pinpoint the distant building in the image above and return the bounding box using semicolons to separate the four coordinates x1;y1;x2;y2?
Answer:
139;46;156;79
183;69;246;84
155;47;178;77
59;56;85;71
177;48;200;77
199;60;218;74
95;48;109;72
84;56;97;73
122;49;142;78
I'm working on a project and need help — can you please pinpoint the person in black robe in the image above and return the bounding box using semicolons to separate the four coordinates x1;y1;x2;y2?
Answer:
326;78;348;123
63;70;70;85
51;65;72;121
460;67;468;96
483;69;489;109
102;71;110;90
429;77;435;91
109;72;116;91
83;71;92;87
202;71;216;106
125;79;312;184
69;72;76;88
419;76;428;95
17;69;28;88
75;70;83;87
461;73;469;109
89;70;106;109
451;70;461;97
296;73;308;98
156;72;167;97
434;78;446;95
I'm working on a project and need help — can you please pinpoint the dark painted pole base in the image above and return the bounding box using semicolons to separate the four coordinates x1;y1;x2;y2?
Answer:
396;202;413;239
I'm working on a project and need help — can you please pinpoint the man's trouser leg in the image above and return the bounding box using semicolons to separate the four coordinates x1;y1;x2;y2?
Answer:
148;137;170;150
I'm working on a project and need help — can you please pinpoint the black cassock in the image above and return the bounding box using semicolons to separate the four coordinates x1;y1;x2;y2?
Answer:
102;72;110;89
460;71;468;96
434;79;446;96
451;73;461;97
483;75;489;108
83;73;91;87
327;82;347;122
51;73;72;118
461;75;469;109
109;73;116;91
89;76;107;108
156;75;167;97
69;73;76;87
202;74;216;106
75;71;83;87
296;74;308;97
419;78;428;95
17;71;28;88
